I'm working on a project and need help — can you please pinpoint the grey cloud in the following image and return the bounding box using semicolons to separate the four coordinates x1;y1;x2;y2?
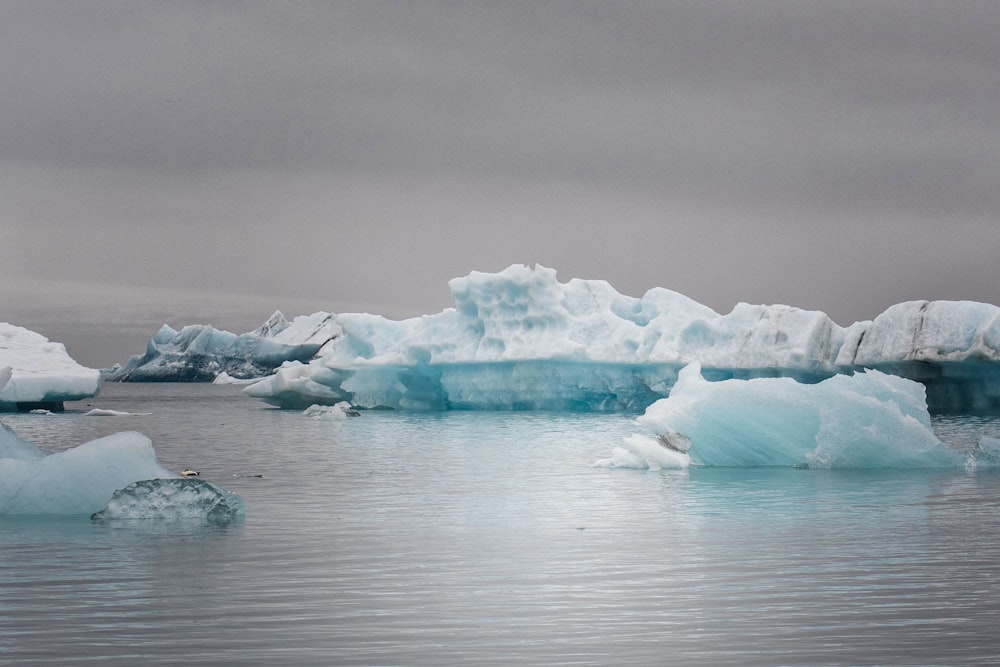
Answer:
1;1;999;366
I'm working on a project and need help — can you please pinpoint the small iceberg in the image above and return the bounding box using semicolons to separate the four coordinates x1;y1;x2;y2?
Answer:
0;323;100;412
83;408;152;417
303;402;360;420
598;362;976;470
92;478;245;523
0;422;244;518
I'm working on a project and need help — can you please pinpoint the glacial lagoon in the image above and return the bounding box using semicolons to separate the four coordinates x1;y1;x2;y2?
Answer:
4;381;1000;665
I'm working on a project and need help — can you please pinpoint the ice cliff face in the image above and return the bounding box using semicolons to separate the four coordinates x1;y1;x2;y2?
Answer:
107;311;339;382
243;265;1000;412
0;323;100;411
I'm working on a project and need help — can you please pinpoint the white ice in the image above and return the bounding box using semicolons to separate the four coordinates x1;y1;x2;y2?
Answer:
0;323;100;411
244;264;1000;412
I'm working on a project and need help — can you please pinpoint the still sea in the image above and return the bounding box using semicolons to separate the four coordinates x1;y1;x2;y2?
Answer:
3;382;1000;666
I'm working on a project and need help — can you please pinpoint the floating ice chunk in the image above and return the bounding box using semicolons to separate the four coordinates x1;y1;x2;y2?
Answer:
303;402;359;419
616;363;966;469
245;361;347;409
594;433;693;470
91;478;245;523
83;408;151;417
0;323;100;411
0;431;176;515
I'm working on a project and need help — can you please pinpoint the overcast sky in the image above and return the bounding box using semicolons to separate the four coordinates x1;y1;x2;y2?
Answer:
2;1;998;367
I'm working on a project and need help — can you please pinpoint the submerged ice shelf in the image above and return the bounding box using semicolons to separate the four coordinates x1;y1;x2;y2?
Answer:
241;265;1000;412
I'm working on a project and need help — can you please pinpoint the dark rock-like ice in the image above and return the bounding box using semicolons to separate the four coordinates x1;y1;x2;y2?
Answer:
107;311;337;382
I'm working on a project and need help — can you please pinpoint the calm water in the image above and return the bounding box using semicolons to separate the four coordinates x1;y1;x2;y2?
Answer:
4;383;1000;666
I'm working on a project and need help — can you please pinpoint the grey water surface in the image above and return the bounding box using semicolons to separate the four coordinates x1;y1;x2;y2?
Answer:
3;382;1000;666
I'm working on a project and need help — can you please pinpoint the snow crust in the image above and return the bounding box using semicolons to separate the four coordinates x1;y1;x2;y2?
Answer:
0;323;100;410
107;311;338;382
598;363;968;469
244;265;1000;412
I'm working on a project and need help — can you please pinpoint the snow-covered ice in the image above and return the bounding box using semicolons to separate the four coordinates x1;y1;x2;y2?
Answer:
107;311;338;382
597;362;969;469
0;323;100;411
244;265;1000;412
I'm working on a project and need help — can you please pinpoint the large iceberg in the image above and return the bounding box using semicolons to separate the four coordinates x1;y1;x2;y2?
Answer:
107;311;338;382
0;322;100;412
244;265;1000;412
598;363;968;469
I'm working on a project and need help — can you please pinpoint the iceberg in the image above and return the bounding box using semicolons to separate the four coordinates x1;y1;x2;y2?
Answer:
244;265;1000;412
598;363;968;469
107;311;338;382
0;421;245;517
0;426;175;515
91;478;245;522
0;322;100;412
836;300;1000;411
303;402;360;420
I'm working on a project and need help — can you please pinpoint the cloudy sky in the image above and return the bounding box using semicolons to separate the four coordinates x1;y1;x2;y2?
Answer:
2;1;998;367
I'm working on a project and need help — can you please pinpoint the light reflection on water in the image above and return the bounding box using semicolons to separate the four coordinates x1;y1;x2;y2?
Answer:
3;383;1000;665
